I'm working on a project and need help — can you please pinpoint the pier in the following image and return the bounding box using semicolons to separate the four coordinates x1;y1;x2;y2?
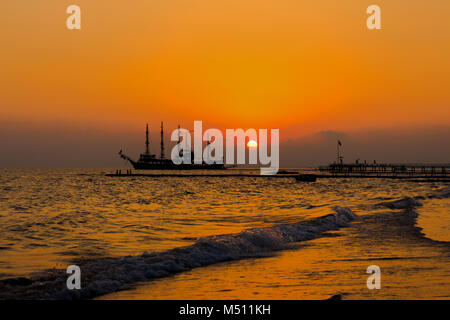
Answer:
310;140;449;180
318;163;450;178
106;168;450;182
106;171;300;178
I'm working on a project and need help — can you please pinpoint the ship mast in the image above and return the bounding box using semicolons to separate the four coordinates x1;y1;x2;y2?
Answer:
205;139;211;164
145;124;150;155
160;121;165;159
337;140;343;164
177;125;182;157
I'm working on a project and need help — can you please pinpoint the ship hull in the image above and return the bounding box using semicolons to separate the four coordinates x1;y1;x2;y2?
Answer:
130;160;226;170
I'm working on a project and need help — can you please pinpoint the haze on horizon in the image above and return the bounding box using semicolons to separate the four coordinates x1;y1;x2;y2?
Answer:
1;1;449;166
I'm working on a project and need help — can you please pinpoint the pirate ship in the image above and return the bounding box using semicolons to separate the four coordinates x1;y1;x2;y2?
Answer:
119;123;225;170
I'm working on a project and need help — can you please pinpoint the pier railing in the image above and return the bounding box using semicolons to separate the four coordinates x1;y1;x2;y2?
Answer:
318;163;450;177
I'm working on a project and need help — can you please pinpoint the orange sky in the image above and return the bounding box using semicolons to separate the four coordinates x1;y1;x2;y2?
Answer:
1;0;449;139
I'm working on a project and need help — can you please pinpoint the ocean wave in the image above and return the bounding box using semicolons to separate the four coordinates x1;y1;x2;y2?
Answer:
377;187;449;210
430;187;450;199
0;206;357;300
376;192;450;244
379;197;423;209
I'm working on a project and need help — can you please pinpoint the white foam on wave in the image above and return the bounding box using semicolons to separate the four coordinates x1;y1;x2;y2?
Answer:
0;206;357;300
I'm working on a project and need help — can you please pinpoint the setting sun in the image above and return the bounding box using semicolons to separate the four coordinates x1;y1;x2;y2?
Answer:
247;140;258;149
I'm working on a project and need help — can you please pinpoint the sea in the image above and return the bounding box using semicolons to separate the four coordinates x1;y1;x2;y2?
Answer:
0;168;448;299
